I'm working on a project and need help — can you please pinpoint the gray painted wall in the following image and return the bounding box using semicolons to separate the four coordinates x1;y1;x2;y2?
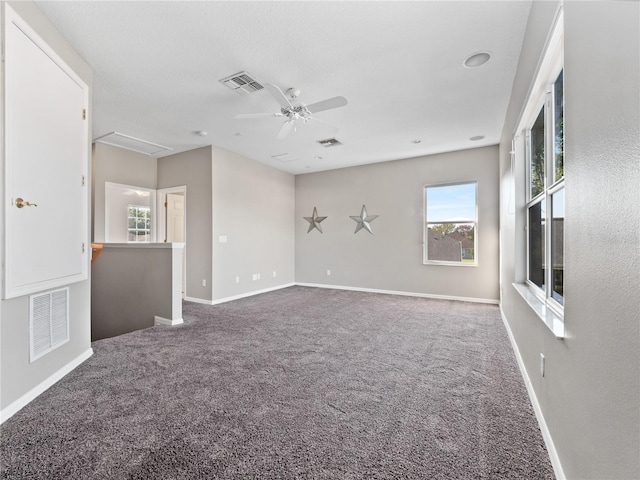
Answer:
157;147;213;301
211;146;295;300
92;142;158;242
1;1;93;411
91;244;181;340
499;2;640;478
295;146;500;301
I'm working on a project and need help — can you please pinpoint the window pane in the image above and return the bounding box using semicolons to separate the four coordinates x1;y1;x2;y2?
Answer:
426;183;476;222
127;206;151;243
528;199;546;290
530;107;545;198
551;188;564;304
554;70;564;181
427;223;475;263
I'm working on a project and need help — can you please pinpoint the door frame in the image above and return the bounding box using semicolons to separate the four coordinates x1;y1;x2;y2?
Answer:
157;185;187;296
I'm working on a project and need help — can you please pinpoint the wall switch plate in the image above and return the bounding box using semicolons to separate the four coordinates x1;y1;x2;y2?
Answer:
327;269;331;276
219;235;227;243
273;271;277;277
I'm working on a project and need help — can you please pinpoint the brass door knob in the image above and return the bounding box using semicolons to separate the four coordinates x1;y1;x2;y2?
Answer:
15;197;37;208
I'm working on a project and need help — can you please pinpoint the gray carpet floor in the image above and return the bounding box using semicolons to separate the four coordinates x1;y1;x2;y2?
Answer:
1;286;554;479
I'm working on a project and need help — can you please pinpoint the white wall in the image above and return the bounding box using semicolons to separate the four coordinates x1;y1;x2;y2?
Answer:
499;2;640;478
295;146;500;302
211;146;295;301
1;1;93;415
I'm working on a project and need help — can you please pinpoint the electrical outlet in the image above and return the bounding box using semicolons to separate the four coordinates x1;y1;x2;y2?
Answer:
540;353;545;377
235;276;240;283
201;279;206;287
327;269;331;276
252;273;258;281
273;271;277;277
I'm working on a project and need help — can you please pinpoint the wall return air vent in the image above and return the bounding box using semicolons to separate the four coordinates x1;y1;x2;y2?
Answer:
30;288;69;362
219;71;264;95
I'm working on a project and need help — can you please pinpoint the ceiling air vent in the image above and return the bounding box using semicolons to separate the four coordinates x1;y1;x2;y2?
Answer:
317;138;342;147
219;71;264;95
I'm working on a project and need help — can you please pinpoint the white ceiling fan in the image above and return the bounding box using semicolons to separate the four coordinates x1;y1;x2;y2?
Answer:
235;84;348;140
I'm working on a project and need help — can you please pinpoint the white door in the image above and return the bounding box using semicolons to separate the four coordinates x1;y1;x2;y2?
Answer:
166;193;185;243
3;6;89;299
161;190;186;296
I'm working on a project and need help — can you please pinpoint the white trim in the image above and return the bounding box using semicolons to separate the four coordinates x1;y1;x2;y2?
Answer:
209;283;296;305
499;307;565;479
154;316;183;326
0;347;94;424
296;283;499;305
184;296;214;305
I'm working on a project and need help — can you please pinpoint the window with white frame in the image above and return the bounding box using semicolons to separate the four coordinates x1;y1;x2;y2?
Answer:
424;181;478;265
518;11;564;320
127;205;151;242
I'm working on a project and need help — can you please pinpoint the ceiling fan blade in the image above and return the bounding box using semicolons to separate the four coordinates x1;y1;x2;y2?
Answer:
276;120;295;140
305;96;348;114
235;112;282;119
265;84;293;109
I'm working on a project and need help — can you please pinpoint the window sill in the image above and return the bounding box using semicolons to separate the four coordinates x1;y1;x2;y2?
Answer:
512;283;564;339
423;261;478;267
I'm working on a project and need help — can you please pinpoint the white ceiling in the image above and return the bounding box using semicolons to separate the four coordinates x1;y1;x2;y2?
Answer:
35;1;532;174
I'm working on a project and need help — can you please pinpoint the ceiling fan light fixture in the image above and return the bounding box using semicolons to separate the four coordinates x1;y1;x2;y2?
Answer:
464;51;491;68
470;135;485;141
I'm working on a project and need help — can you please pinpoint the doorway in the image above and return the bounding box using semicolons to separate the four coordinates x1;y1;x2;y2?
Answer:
157;186;187;297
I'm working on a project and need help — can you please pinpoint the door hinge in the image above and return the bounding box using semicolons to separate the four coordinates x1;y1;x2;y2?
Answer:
82;108;87;120
82;242;86;253
164;201;167;207
81;175;86;186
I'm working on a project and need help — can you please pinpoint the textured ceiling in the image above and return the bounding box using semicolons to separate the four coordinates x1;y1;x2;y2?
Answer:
35;1;532;174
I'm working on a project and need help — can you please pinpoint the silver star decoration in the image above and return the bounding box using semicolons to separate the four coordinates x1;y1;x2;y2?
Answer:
303;207;327;233
350;204;379;234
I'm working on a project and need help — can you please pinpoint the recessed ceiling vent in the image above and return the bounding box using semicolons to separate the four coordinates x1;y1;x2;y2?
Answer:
317;138;342;147
219;71;264;95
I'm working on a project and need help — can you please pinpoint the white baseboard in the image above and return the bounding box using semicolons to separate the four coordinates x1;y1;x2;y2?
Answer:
295;283;499;305
184;296;213;305
499;307;565;480
0;347;94;424
210;283;296;305
154;316;184;326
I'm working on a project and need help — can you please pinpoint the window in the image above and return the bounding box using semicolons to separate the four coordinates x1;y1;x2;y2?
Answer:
424;181;477;265
515;10;564;332
526;70;564;312
128;205;151;242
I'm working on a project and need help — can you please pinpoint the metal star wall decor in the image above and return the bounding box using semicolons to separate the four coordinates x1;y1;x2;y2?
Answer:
303;207;327;233
350;204;379;234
